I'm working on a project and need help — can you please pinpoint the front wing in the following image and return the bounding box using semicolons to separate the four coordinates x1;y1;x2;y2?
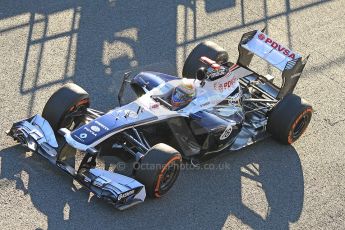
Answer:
6;114;146;210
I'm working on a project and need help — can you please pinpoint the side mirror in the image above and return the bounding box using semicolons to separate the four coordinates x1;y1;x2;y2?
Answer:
118;72;131;106
196;67;207;81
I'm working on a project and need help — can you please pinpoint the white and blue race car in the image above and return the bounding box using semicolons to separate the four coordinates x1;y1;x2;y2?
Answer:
7;29;312;210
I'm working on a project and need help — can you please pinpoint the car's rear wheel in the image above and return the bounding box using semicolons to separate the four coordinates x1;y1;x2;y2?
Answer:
42;83;90;132
182;41;228;79
267;94;312;144
135;143;182;198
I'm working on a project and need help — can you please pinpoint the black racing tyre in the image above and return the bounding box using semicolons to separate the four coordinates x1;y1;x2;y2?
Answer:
135;143;182;198
182;41;229;79
42;83;89;132
267;94;312;145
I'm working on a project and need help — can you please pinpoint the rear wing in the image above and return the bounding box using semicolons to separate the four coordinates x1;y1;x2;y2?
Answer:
237;29;309;99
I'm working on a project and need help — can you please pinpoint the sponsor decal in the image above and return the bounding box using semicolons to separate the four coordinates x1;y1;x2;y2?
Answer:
118;190;135;201
80;133;87;139
124;110;138;119
150;102;160;109
223;77;238;89
95;121;110;131
218;83;224;92
213;82;224;93
200;101;210;107
220;124;233;140
90;125;100;132
228;92;241;104
258;33;266;40
73;134;84;142
258;33;296;59
84;127;97;137
214;78;238;92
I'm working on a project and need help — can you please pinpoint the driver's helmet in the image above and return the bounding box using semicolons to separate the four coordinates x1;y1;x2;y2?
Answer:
171;82;196;110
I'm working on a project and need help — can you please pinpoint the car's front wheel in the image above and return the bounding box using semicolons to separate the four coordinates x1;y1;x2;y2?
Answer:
42;83;90;132
135;143;182;198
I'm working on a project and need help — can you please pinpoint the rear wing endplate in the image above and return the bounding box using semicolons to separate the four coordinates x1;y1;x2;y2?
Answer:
237;29;309;99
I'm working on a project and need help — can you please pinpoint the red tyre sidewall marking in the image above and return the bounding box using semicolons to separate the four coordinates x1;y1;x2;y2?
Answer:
288;108;313;144
69;98;90;112
154;155;182;198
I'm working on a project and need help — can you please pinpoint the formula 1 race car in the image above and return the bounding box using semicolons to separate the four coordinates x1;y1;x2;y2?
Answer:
7;29;312;210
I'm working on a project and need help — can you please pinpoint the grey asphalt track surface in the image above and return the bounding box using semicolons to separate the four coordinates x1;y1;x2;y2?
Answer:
1;1;344;229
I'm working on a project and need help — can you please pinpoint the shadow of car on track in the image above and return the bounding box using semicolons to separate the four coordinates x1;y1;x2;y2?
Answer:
0;139;304;230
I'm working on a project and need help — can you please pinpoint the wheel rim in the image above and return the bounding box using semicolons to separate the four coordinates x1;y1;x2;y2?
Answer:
289;108;312;143
155;156;181;197
292;114;308;139
60;99;89;129
159;161;179;192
